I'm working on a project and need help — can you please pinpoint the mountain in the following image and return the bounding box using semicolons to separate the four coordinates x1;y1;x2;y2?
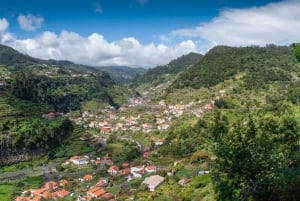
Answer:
0;44;99;74
131;52;202;87
170;45;298;90
98;66;146;85
0;44;128;164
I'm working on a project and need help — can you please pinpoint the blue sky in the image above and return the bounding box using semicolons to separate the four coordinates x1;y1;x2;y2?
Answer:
0;0;299;67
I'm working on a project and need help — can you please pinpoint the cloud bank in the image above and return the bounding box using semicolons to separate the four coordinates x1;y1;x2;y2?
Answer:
18;14;44;31
172;0;300;47
1;30;196;68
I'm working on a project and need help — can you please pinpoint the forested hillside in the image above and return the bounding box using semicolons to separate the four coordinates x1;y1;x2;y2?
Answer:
170;45;298;90
157;44;300;201
132;52;202;87
0;45;127;165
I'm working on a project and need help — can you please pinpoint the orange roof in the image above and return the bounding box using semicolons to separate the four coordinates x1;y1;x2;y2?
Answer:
120;168;131;175
84;174;93;180
88;186;102;194
57;189;71;197
30;188;48;195
146;165;156;170
43;191;58;198
88;187;106;197
108;165;119;171
122;163;130;168
44;181;58;189
15;195;42;201
70;155;80;160
101;192;114;200
15;196;27;201
59;179;69;186
32;195;42;201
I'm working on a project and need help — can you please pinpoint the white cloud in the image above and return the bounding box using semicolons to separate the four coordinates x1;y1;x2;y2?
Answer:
0;18;9;33
1;30;196;68
172;0;300;47
18;14;44;31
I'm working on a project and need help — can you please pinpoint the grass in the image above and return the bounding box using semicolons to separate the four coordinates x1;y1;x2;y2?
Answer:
53;125;96;158
1;158;47;173
0;184;14;201
23;176;45;188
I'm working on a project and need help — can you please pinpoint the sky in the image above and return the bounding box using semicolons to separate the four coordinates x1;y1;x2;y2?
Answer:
0;0;299;68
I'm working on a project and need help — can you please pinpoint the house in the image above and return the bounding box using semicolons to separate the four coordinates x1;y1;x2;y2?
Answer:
119;168;131;176
100;126;112;134
84;174;93;181
131;165;144;174
87;187;106;199
59;179;69;187
142;175;165;191
70;156;89;166
44;181;58;190
15;195;42;201
203;104;213;110
142;123;152;133
29;188;48;196
178;178;191;186
198;170;210;176
101;192;115;200
95;154;114;167
145;165;157;173
157;124;169;131
96;178;108;187
108;166;119;176
56;189;71;197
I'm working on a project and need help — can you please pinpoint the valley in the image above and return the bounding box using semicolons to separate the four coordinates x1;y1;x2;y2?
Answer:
0;44;300;201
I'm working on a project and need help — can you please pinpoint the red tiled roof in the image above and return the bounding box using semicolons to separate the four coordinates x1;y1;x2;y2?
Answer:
120;168;131;175
44;181;58;190
88;187;106;197
84;174;93;180
101;192;114;200
108;165;119;171
56;189;71;197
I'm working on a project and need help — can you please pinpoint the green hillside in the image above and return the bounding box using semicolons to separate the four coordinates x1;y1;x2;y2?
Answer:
132;52;202;87
171;45;298;90
0;45;127;165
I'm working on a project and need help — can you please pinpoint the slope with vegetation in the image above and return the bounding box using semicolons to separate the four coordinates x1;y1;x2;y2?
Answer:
157;44;300;201
0;45;128;165
170;45;297;90
132;52;202;87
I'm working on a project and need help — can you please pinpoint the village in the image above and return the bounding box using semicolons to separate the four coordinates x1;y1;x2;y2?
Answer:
14;91;215;201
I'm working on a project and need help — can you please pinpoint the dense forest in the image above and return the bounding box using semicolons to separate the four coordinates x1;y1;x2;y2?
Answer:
170;45;298;90
10;71;120;112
